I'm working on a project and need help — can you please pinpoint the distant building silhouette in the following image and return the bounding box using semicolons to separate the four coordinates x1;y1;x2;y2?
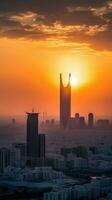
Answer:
97;119;110;129
26;112;45;166
0;148;11;172
68;117;75;129
75;113;80;127
79;116;85;128
60;73;71;128
12;143;26;167
88;113;94;128
12;118;16;125
45;120;50;126
51;119;55;126
38;134;45;158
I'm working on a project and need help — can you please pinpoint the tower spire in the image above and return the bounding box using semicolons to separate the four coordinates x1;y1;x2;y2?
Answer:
68;73;71;85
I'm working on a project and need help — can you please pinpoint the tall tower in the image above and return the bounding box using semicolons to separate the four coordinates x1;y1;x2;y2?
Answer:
26;112;45;166
60;73;71;128
88;113;94;128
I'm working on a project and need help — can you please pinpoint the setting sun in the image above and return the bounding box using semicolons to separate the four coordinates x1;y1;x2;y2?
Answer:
70;75;79;86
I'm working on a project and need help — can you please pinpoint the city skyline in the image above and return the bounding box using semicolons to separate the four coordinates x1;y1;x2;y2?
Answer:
0;1;112;200
0;0;112;118
0;69;112;120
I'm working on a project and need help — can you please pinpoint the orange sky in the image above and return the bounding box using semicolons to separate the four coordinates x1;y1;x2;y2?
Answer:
0;38;112;119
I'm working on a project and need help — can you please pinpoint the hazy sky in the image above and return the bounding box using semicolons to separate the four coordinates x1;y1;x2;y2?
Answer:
0;0;112;118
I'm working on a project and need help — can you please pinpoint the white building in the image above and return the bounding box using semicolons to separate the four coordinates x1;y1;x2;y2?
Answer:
3;166;65;181
67;155;88;169
44;178;112;200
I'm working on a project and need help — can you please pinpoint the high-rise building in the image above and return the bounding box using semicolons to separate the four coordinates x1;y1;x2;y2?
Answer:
79;116;86;128
75;113;80;127
60;73;71;128
27;112;39;160
38;134;45;158
0;148;11;172
12;143;26;167
26;112;45;166
12;118;16;125
88;113;94;128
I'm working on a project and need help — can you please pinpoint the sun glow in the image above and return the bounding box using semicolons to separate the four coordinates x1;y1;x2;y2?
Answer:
54;55;91;88
70;75;79;86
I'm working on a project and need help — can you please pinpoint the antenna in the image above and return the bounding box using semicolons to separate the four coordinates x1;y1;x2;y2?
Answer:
43;112;45;122
69;73;71;83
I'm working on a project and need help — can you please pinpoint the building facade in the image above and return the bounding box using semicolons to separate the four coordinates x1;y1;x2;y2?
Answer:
0;148;11;172
26;112;45;166
60;73;71;128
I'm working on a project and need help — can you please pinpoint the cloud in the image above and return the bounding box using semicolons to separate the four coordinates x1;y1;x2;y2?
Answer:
0;0;111;51
9;12;36;26
36;22;108;36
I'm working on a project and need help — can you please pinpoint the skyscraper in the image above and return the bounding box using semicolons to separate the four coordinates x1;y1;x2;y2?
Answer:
60;73;71;128
38;134;45;158
88;113;94;128
26;112;45;166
